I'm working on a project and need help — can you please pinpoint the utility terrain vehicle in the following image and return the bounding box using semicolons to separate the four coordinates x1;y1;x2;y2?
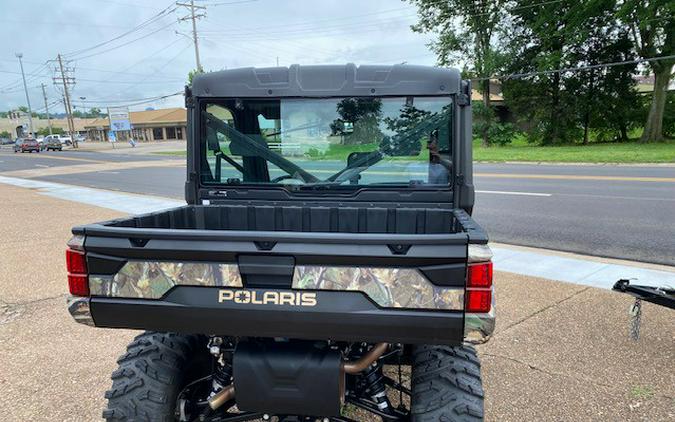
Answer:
66;64;494;421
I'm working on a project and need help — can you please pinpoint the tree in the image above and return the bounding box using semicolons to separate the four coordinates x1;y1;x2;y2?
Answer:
89;107;104;117
618;0;674;142
187;68;204;86
383;104;432;133
502;1;585;144
36;127;65;136
408;0;508;147
0;130;11;138
503;0;640;144
566;1;640;143
331;98;383;145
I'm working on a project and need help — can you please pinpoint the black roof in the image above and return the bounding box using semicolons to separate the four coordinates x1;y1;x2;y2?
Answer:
191;63;461;98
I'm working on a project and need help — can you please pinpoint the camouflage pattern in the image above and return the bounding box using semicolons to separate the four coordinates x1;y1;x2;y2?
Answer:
67;296;94;327
89;261;242;299
292;266;463;310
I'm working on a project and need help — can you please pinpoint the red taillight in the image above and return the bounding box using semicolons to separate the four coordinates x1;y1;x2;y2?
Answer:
466;289;492;313
68;274;89;296
467;262;493;288
66;249;87;274
466;261;493;313
66;248;89;296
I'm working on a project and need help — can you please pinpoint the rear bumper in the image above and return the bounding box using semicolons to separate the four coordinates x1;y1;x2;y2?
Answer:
73;286;466;345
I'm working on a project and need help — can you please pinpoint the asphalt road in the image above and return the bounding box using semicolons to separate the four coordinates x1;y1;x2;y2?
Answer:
1;148;674;265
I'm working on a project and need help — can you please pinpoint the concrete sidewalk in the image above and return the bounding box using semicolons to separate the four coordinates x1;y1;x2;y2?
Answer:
0;184;673;421
72;140;186;154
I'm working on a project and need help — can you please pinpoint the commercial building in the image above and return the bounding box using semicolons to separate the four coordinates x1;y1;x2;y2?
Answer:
0;113;96;138
84;108;187;142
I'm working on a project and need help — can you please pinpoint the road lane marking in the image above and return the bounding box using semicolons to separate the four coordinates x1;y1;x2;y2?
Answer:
0;151;108;164
555;192;675;202
0;159;183;178
475;172;675;183
476;190;552;197
35;164;50;168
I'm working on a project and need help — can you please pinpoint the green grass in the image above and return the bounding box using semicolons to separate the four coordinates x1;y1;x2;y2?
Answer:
306;142;380;161
474;138;675;163
630;386;654;400
154;139;675;163
153;150;187;156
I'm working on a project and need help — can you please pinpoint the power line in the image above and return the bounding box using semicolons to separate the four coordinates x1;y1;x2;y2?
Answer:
68;65;184;80
200;5;415;34
209;0;258;5
472;54;675;81
90;0;168;9
114;43;192;97
87;38;186;81
54;54;76;142
74;91;183;104
459;0;565;18
33;99;62;113
177;0;206;72
63;2;177;57
69;22;178;61
200;12;417;37
0;18;146;29
0;62;50;92
72;91;183;108
40;83;53;135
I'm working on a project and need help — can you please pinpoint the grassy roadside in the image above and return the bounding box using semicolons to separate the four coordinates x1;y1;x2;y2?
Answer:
154;150;188;156
153;139;675;164
473;138;675;163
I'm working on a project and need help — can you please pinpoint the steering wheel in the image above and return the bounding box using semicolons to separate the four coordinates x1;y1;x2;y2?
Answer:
270;174;297;183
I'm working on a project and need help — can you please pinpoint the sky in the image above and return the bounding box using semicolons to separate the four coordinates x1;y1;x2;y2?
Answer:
0;0;437;113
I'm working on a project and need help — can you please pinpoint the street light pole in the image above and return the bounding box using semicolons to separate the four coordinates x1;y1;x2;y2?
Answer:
15;53;35;137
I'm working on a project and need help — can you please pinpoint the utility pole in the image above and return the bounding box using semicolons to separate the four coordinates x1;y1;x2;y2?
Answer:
54;54;77;147
15;53;34;137
41;83;53;135
177;0;205;72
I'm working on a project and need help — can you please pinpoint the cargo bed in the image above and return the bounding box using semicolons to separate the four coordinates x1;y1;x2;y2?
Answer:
71;204;486;345
103;204;469;235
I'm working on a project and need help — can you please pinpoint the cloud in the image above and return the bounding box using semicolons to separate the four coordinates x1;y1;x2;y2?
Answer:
0;0;436;112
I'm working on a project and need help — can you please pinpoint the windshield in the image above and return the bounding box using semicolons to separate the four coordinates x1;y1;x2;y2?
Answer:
200;96;453;189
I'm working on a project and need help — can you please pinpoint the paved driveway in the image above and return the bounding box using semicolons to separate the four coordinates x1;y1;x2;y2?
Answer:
0;184;672;421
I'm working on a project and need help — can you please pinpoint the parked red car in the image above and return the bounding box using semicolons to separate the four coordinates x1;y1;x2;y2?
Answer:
13;138;40;153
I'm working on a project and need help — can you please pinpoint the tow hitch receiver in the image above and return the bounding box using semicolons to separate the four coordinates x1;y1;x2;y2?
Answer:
233;340;344;416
